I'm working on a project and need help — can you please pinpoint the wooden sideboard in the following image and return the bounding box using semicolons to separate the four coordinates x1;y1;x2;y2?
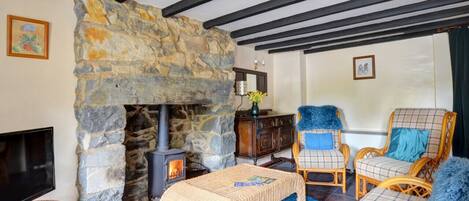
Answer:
234;113;295;165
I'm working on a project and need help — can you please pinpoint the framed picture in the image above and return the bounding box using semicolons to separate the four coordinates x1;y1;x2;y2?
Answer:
7;15;49;59
353;55;375;80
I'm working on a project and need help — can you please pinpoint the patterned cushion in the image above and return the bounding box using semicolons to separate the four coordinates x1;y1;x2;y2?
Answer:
356;157;412;181
299;129;340;149
298;149;345;169
361;187;428;201
393;108;446;158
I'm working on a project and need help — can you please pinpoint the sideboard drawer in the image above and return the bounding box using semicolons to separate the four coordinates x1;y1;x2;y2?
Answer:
277;116;294;127
257;118;276;129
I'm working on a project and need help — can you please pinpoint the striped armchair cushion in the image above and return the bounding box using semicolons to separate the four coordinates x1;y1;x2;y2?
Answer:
299;129;340;149
356;157;412;181
298;149;345;169
361;187;427;201
393;108;447;158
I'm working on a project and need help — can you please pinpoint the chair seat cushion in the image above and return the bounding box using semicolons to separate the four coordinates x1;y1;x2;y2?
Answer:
361;187;427;201
298;149;345;169
356;157;412;181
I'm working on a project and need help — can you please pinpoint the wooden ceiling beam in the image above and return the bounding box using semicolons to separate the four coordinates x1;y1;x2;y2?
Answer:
255;5;469;50
203;0;305;29
162;0;212;18
302;31;434;54
230;0;390;38
239;0;466;45
268;16;469;53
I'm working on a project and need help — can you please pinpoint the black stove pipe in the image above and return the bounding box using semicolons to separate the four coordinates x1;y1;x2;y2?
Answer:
158;104;169;152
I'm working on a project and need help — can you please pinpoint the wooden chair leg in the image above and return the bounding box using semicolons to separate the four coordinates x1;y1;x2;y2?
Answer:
334;172;338;184
303;170;308;182
361;176;367;198
355;174;360;200
342;169;346;193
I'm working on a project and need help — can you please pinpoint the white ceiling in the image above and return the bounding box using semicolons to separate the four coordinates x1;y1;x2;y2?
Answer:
136;0;469;50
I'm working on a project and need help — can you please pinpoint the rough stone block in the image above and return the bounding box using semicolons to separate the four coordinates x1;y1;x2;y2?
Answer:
197;115;234;134
80;186;124;201
76;76;234;106
210;132;236;155
77;129;125;150
78;165;125;195
78;144;125;168
194;104;235;115
200;54;235;69
201;153;235;171
183;132;210;154
79;26;157;62
76;105;126;133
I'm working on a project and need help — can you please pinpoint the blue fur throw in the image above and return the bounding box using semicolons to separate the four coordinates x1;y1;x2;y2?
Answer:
282;193;317;201
297;105;342;131
429;157;469;201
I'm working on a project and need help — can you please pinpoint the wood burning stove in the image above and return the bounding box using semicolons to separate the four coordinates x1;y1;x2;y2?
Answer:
147;105;186;198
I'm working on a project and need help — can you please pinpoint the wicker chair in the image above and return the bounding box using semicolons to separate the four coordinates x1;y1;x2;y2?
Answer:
360;176;432;201
354;108;457;200
292;111;350;193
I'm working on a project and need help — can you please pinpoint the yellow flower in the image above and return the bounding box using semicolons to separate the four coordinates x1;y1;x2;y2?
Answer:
247;90;267;103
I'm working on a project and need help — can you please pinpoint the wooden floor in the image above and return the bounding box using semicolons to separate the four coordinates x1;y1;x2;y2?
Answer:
269;162;357;201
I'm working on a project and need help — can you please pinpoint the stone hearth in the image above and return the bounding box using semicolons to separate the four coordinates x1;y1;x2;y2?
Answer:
73;0;236;200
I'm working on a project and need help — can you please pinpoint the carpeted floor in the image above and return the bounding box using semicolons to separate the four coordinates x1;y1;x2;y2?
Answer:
269;162;357;201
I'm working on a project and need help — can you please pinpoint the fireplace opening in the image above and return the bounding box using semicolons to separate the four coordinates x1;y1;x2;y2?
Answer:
123;104;210;201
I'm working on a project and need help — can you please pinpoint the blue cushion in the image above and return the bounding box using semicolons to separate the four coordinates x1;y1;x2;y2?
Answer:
385;128;429;162
297;105;342;131
304;133;334;150
429;157;469;201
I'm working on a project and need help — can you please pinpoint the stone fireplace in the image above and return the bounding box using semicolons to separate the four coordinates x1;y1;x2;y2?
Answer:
123;104;235;200
73;0;237;200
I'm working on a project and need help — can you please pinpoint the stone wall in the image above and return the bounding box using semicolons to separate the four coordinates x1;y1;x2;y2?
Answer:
73;0;236;200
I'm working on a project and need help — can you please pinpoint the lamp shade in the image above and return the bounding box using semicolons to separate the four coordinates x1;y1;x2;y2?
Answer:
235;81;248;96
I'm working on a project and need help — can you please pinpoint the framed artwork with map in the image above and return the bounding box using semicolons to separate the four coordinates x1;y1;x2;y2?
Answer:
353;55;375;80
7;15;49;59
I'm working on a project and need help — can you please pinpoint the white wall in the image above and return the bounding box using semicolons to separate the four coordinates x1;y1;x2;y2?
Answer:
0;0;78;200
306;36;437;131
272;52;304;114
433;34;454;110
234;46;274;110
272;34;454;169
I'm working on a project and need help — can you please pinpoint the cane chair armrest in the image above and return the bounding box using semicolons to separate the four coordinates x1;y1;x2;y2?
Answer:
354;147;385;168
292;142;300;165
339;144;350;166
409;157;439;183
378;176;432;198
409;157;432;176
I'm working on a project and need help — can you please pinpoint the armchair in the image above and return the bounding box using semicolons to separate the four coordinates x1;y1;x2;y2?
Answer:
293;110;350;193
354;108;457;199
361;176;432;201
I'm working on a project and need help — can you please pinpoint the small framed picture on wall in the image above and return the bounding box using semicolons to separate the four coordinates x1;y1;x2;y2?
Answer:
353;55;375;80
7;15;49;59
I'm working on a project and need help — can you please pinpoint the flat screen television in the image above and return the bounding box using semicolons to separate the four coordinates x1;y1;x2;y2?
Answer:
0;127;55;201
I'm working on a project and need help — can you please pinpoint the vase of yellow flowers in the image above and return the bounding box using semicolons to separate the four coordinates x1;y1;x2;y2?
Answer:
247;90;266;117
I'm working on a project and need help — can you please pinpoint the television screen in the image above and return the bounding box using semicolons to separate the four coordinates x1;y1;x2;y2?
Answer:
0;127;55;201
